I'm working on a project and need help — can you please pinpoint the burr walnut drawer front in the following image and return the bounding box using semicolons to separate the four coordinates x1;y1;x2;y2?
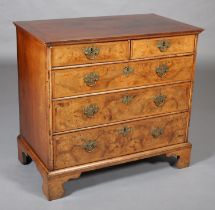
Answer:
53;83;190;132
131;35;195;59
52;55;194;98
53;112;189;169
51;41;129;67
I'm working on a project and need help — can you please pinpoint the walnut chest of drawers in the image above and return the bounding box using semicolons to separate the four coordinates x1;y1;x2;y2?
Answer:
14;14;203;200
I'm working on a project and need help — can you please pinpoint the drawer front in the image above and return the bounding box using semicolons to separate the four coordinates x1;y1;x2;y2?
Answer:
51;41;129;67
131;35;195;59
53;112;188;169
53;83;190;132
52;56;193;98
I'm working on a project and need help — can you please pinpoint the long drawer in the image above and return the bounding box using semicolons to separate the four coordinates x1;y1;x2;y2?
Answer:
51;41;129;67
53;83;190;132
131;35;195;59
52;55;194;98
53;112;189;169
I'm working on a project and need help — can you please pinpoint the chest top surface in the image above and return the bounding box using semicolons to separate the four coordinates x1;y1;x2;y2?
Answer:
14;14;203;45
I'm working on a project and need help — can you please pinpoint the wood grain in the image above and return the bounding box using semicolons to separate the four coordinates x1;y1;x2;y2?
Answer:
52;55;194;98
131;35;195;59
53;112;188;169
16;28;52;169
14;14;203;200
166;145;191;168
14;14;203;45
17;134;192;200
53;83;190;132
51;41;129;67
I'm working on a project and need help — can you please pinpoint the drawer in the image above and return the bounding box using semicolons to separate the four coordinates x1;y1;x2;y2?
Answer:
52;56;194;98
51;41;129;67
131;35;195;59
53;112;189;169
53;83;190;132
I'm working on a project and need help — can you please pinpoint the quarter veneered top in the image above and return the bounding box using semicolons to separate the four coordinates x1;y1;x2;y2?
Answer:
14;14;203;46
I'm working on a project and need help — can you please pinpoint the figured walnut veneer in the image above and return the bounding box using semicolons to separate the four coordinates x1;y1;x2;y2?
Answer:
52;55;194;98
53;83;190;132
54;112;189;169
131;35;195;58
51;41;129;67
14;14;203;200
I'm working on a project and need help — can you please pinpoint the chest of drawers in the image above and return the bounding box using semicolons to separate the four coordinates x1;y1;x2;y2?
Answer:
14;14;203;200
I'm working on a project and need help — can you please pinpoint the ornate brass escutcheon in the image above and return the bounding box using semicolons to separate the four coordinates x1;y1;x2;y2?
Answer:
83;140;97;152
83;104;99;118
123;66;134;76
157;40;171;52
154;95;167;107
155;64;169;77
151;127;164;138
84;72;99;87
84;46;100;59
122;95;134;105
119;126;132;137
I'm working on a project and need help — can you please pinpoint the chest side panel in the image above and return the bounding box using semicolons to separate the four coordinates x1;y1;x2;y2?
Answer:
16;28;52;169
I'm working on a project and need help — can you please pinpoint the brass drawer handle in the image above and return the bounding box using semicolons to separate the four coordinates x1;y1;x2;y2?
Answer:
154;95;167;107
122;95;134;105
83;104;99;118
119;126;132;137
157;40;171;52
84;46;100;59
84;72;99;87
123;66;134;76
151;127;164;138
155;64;169;77
83;140;97;152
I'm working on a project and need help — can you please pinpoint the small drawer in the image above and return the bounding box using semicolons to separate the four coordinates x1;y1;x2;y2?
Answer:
52;83;190;132
52;55;194;98
131;35;195;59
53;112;188;169
51;41;129;67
